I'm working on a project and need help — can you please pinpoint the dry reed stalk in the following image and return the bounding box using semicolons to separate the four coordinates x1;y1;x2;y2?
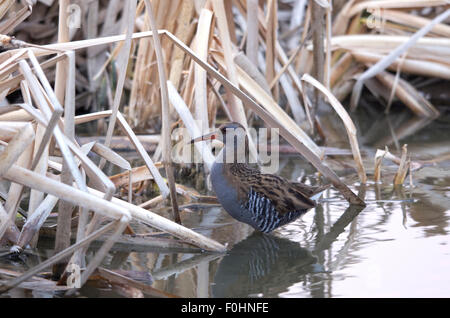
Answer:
0;220;120;294
74;110;113;124
167;80;215;170
15;194;59;251
374;148;387;183
194;9;214;135
269;39;304;90
375;9;450;37
287;0;307;49
1;128;33;243
375;71;440;118
27;124;49;247
152;253;222;281
332;78;356;102
349;8;450;110
54;0;69;105
207;77;233;121
4;165;129;222
168;0;195;90
96;267;177;298
349;0;448;16
116;112;169;196
0;0;14;21
0;109;32;121
0;204;9;240
351;51;450;80
128;5;153;126
92;142;131;171
328;35;450;52
109;164;160;188
330;52;353;88
234;52;270;94
101;0;136;169
242;1;309;111
385;52;407;114
79;216;129;287
276;59;306;124
0;123;34;177
324;0;332;90
301;73;367;184
311;0;326;120
265;0;278;99
138;195;164;209
246;0;259;65
64;138;115;198
18;59;83;188
0;4;31;35
211;0;249;132
0;54;65;94
295;3;311;73
394;144;409;185
86;186;227;252
214;52;319;157
28;53;69;175
0;123;35;240
144;0;180;224
52;51;77;271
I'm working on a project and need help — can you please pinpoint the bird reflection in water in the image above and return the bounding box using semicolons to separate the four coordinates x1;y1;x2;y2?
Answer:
212;202;365;298
212;232;324;298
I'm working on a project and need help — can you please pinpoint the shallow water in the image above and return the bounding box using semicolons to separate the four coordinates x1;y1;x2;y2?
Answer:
1;108;449;298
95;110;449;298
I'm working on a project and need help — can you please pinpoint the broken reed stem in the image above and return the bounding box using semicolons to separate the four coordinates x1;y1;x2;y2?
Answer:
374;148;387;183
394;144;409;185
144;0;180;224
301;73;367;184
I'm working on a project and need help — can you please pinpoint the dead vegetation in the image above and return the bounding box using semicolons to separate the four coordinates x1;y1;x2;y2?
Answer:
0;0;448;296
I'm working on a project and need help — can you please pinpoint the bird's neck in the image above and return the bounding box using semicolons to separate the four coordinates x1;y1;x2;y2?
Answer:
217;142;251;165
214;147;259;179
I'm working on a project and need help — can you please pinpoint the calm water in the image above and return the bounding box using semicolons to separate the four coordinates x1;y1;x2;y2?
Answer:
1;109;449;298
99;110;449;298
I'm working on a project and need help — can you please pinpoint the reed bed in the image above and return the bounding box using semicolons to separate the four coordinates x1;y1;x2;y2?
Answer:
0;0;447;296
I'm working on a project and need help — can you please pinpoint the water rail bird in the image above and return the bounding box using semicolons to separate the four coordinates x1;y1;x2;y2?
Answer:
191;122;329;233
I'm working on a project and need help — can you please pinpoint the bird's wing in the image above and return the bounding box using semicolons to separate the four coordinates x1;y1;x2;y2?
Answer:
291;182;331;197
240;173;317;215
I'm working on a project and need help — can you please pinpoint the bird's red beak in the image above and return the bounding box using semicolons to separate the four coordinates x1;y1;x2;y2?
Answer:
189;131;218;144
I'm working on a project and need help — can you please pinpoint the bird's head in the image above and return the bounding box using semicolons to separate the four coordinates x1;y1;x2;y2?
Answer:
190;122;249;163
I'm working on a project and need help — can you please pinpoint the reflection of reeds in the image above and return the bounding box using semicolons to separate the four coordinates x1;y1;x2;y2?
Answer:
0;0;447;294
